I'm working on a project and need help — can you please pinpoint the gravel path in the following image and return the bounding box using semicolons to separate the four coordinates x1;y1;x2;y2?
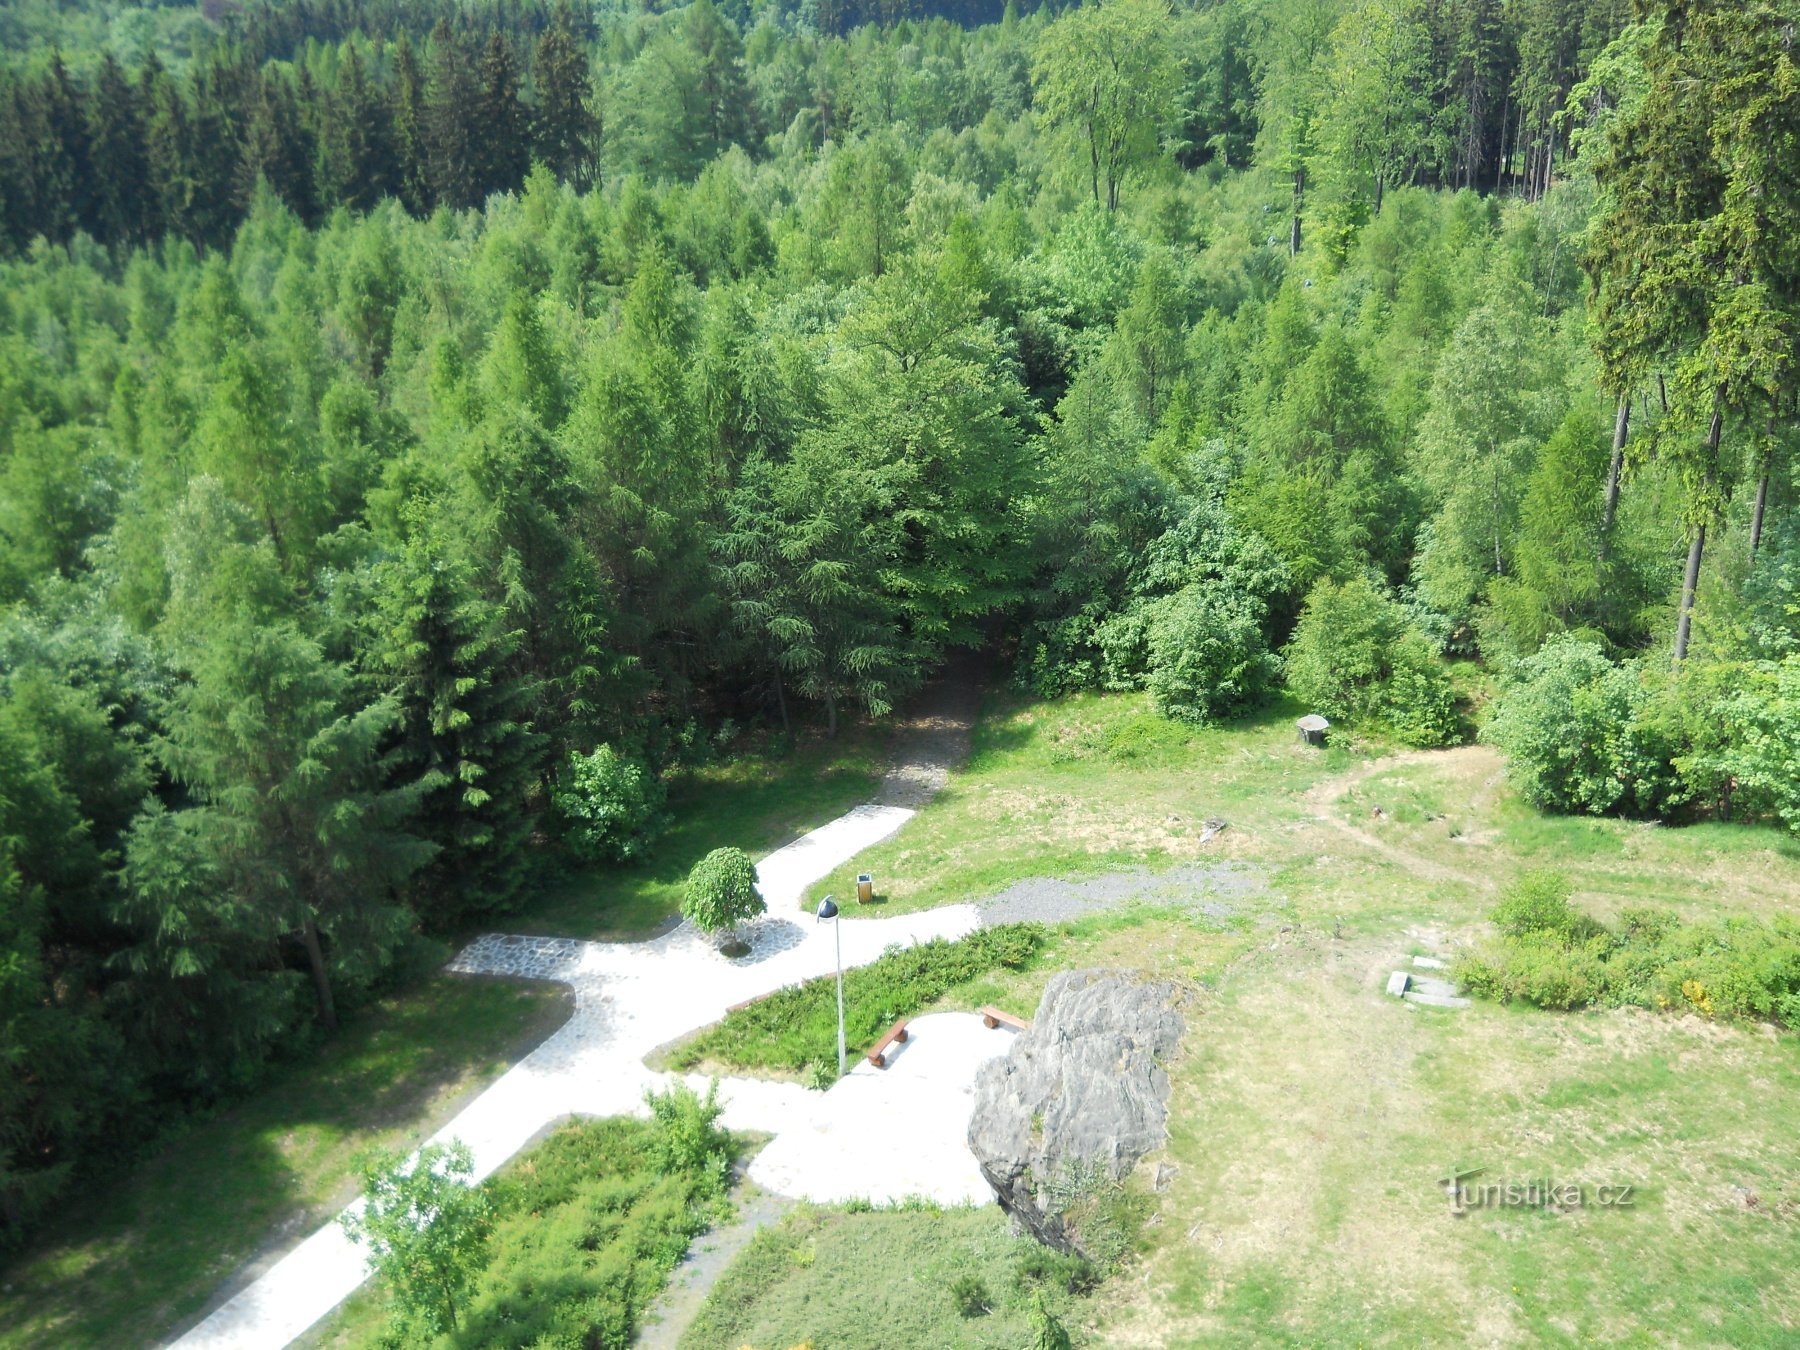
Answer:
634;1180;791;1350
977;861;1264;927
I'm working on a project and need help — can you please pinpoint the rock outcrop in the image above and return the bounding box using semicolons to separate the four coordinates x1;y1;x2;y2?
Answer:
967;968;1186;1256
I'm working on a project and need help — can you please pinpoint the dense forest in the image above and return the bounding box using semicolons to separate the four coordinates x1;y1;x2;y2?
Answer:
0;0;1796;1248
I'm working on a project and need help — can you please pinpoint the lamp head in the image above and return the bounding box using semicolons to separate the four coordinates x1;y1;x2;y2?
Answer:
815;895;839;921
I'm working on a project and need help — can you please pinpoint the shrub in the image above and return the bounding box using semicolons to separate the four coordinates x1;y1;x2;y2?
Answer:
1491;870;1594;942
445;1115;737;1348
644;1079;733;1195
1284;576;1459;746
682;847;765;943
1456;881;1800;1025
950;1272;991;1317
1135;583;1280;724
552;744;667;863
1480;637;1677;816
1013;1246;1101;1296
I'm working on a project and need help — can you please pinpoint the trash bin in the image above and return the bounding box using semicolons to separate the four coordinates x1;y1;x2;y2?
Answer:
856;873;874;904
1297;714;1330;747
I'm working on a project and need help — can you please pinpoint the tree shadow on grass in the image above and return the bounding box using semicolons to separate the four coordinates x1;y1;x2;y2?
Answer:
0;978;572;1350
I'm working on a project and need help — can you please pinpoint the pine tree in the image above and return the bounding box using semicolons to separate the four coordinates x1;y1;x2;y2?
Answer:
424;21;482;209
85;54;152;247
141;56;194;241
359;511;547;923
390;32;432;213
532;5;598;187
144;511;434;1033
476;32;531;199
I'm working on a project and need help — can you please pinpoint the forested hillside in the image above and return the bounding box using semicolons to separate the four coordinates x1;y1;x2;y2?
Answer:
1;0;1795;1252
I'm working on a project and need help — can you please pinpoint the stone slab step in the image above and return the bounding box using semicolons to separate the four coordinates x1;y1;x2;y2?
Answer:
1404;990;1471;1009
1409;976;1463;999
1385;970;1411;998
1411;955;1448;970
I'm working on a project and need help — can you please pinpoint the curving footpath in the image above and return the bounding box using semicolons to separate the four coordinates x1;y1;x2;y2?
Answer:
172;802;987;1349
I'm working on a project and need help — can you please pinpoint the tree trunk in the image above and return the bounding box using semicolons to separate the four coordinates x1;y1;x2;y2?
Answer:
824;687;837;739
1599;393;1629;562
1673;521;1706;665
300;918;338;1031
1674;405;1722;665
773;664;790;735
1750;470;1769;554
1290;166;1304;255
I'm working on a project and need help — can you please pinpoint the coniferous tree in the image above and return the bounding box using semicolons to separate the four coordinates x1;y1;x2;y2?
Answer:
359;511;547;923
476;32;531;199
424;21;482;209
85;54;152;247
532;5;598;188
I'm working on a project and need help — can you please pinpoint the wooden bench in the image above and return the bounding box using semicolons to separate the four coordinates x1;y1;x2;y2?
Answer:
866;1017;909;1068
979;1005;1029;1031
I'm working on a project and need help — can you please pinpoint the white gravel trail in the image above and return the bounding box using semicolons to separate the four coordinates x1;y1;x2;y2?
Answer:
172;802;992;1350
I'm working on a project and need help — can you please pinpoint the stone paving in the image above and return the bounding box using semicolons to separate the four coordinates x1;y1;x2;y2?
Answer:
172;801;985;1350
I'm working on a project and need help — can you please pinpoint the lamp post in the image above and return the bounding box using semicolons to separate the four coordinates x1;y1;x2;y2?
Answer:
815;895;844;1076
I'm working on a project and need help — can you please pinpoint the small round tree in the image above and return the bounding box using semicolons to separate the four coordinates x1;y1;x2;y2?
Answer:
683;846;765;954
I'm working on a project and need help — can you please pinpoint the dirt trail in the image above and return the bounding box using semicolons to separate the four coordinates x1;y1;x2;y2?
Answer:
873;657;981;808
1300;744;1507;891
635;1179;790;1350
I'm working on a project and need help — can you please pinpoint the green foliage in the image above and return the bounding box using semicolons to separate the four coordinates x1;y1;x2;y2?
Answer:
681;845;765;937
343;1114;738;1349
1283;577;1459;746
643;1079;732;1193
1103;582;1279;725
669;924;1045;1073
1491;870;1600;943
1459;873;1800;1025
683;1204;1092;1350
1481;637;1676;816
342;1139;494;1339
553;744;669;865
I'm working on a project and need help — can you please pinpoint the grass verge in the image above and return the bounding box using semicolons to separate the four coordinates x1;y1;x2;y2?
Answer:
679;1203;1094;1350
659;924;1045;1077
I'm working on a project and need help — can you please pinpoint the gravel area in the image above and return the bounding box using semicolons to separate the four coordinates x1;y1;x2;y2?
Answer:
977;861;1264;927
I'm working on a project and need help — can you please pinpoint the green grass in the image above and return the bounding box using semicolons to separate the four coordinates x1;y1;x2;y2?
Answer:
659;924;1046;1077
679;1204;1093;1350
308;1111;734;1348
514;729;883;938
0;977;571;1350
808;689;1360;919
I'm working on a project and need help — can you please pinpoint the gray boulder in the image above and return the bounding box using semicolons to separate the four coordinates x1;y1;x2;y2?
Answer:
967;968;1187;1257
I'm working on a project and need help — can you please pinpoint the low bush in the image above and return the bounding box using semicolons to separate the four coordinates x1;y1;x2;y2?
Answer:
552;744;668;863
950;1272;991;1317
668;924;1046;1073
1480;637;1677;816
1013;1245;1101;1296
1458;873;1800;1024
